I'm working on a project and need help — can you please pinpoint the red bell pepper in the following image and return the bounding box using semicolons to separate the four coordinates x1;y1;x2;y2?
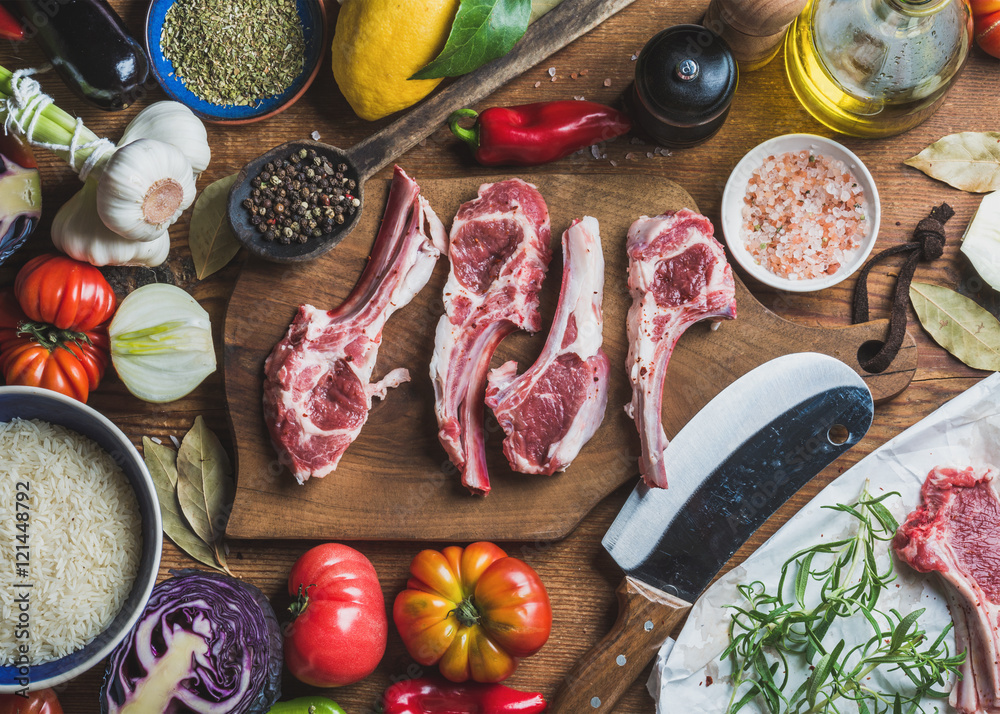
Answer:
0;5;25;41
382;677;547;714
449;100;631;167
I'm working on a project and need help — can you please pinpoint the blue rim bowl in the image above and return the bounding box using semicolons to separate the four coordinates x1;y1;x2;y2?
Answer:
0;387;162;693
145;0;328;124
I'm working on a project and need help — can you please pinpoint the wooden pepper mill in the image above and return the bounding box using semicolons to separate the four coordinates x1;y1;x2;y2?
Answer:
703;0;809;70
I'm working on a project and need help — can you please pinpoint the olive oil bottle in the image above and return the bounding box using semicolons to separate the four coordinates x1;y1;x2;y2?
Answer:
785;0;972;138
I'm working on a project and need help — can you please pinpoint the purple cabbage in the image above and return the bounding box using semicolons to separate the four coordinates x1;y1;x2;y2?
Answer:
100;570;282;714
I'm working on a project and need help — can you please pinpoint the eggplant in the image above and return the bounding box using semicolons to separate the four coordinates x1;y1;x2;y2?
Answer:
13;0;149;110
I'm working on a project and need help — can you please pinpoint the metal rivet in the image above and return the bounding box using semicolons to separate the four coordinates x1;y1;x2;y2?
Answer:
591;696;602;708
616;654;627;666
676;58;699;81
644;620;654;631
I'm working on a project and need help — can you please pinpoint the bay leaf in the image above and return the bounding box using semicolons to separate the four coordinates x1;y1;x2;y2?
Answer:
529;0;562;23
143;436;224;573
213;538;234;576
910;282;1000;370
189;174;241;280
904;132;1000;193
411;0;532;80
176;416;236;546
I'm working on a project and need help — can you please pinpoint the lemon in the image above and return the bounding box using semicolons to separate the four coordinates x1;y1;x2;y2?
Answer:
332;0;460;121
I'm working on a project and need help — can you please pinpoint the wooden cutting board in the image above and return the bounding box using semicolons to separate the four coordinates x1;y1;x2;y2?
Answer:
223;173;916;541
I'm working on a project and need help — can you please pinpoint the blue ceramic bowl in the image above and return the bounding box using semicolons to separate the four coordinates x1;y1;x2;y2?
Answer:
0;387;161;693
145;0;328;124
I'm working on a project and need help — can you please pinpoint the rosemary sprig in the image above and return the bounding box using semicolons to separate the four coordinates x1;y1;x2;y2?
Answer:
723;486;965;714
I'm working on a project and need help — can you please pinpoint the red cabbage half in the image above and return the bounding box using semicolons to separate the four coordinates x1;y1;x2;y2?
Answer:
100;570;282;713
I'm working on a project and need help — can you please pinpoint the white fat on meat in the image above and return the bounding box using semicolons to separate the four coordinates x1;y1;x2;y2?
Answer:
430;179;552;495
263;166;445;484
485;216;610;476
625;209;736;489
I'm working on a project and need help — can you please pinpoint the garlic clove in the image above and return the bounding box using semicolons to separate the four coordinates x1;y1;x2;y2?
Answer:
54;180;171;266
96;138;196;243
118;101;211;179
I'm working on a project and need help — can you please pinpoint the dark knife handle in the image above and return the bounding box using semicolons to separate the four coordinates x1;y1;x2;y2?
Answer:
549;576;692;713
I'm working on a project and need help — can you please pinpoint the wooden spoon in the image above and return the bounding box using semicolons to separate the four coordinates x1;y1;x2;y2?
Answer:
227;0;640;263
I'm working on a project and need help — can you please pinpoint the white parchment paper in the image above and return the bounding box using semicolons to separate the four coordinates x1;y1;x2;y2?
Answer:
648;372;1000;713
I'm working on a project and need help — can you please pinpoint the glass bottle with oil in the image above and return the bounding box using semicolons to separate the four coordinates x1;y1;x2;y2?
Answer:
785;0;972;137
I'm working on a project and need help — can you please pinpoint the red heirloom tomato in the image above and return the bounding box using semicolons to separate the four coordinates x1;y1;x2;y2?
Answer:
284;543;387;687
976;9;1000;57
0;689;63;714
14;254;117;331
393;542;552;683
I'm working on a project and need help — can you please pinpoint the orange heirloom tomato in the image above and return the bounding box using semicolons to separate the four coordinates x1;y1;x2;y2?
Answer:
976;9;1000;57
393;542;552;683
970;0;1000;16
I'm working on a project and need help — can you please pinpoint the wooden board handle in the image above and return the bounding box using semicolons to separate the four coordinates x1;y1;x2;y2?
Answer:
548;576;691;714
346;0;639;180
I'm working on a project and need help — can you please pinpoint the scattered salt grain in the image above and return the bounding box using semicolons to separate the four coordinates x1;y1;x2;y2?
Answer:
169;435;181;449
631;53;638;61
150;436;162;445
548;67;556;77
741;150;869;281
625;152;637;160
551;76;557;82
610;160;618;166
534;81;541;88
591;145;602;160
603;78;612;87
646;152;654;158
310;130;320;141
630;137;643;145
580;69;589;76
574;95;585;101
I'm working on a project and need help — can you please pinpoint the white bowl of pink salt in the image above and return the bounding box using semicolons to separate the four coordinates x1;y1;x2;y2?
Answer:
721;134;880;292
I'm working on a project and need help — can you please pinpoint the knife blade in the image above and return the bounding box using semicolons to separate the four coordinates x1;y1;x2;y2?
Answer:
549;352;874;713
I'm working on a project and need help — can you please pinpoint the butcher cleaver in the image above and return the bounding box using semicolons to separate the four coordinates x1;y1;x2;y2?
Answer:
549;351;874;713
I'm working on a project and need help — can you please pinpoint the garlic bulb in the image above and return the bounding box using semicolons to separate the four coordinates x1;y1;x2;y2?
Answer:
96;139;196;243
53;180;170;266
118;101;211;178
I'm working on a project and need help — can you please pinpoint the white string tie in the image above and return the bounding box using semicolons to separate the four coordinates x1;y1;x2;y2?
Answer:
3;67;116;181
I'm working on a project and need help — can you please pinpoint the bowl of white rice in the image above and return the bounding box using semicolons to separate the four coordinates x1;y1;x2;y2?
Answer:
0;386;161;693
721;134;881;292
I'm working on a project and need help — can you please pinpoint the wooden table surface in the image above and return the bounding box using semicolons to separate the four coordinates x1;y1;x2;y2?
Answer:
3;0;997;710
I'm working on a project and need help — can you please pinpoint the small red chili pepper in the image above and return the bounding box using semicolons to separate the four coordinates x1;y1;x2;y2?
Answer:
449;100;631;167
382;677;547;714
0;5;26;41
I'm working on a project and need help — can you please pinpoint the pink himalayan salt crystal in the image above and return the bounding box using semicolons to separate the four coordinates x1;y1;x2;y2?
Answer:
740;150;869;281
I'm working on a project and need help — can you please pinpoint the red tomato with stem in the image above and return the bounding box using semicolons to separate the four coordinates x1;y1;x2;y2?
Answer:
15;254;116;332
976;9;1000;57
393;542;552;683
284;543;387;687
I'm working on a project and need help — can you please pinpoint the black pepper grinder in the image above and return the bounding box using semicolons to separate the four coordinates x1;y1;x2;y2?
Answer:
629;25;738;148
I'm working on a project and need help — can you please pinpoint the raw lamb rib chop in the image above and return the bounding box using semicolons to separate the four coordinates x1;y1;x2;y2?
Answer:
263;166;446;484
625;209;736;489
485;216;610;475
894;466;1000;714
430;179;551;495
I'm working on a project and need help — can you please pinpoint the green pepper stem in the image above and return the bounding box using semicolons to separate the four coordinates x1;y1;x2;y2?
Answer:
448;108;481;150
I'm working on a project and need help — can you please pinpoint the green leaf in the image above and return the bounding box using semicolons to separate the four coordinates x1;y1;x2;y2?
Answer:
142;436;224;573
176;416;236;546
910;282;1000;370
411;0;531;80
904;132;1000;193
189;174;241;280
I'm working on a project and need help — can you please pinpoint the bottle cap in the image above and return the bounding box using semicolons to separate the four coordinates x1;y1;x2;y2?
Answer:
631;24;739;147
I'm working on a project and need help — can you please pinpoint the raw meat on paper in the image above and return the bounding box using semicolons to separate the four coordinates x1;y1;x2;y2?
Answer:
894;465;1000;714
430;179;552;495
625;209;736;489
263;166;446;484
485;216;610;475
